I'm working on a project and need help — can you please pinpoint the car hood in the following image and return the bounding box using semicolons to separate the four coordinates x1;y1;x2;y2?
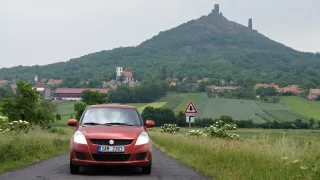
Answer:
78;125;145;139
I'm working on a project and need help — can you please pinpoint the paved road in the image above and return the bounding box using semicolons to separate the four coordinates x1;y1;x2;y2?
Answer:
0;146;209;180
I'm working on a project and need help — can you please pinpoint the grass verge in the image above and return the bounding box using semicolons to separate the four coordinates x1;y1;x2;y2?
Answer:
0;127;73;174
149;131;320;180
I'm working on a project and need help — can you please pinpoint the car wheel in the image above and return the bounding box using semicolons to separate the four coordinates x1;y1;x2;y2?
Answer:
141;161;152;175
70;160;79;174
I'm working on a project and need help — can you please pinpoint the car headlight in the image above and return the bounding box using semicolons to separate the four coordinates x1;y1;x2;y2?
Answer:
73;130;87;145
135;132;149;145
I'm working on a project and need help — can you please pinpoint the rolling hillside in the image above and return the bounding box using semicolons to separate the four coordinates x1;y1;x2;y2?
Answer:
1;6;319;88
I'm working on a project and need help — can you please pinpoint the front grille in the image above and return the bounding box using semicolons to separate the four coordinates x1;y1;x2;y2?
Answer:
92;154;131;161
136;153;147;160
90;139;133;146
75;152;86;160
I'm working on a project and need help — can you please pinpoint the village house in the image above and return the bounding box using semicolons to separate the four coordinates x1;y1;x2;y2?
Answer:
0;80;9;87
54;88;109;101
254;83;303;95
47;79;63;86
32;83;51;99
307;89;320;101
206;85;240;93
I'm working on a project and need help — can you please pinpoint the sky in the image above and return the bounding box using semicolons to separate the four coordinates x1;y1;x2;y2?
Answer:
1;0;319;68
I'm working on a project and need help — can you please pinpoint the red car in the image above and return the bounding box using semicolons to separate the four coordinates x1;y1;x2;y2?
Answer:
67;104;155;175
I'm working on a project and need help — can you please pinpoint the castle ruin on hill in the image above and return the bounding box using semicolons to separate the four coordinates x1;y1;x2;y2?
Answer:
212;4;255;31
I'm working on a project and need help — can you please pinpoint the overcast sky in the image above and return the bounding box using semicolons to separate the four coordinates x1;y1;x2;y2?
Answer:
1;0;319;68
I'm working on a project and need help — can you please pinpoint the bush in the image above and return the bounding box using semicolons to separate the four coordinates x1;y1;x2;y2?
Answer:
55;113;61;121
160;124;180;133
186;120;239;140
0;116;31;134
141;106;176;126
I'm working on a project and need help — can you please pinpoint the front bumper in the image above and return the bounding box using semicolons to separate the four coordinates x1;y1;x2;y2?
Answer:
70;141;152;167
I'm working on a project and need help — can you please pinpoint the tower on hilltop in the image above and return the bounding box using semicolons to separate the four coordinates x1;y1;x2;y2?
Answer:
248;18;253;30
211;4;220;14
214;4;219;14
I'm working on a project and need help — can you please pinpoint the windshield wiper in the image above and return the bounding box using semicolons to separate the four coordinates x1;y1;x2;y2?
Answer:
82;122;107;126
102;122;133;126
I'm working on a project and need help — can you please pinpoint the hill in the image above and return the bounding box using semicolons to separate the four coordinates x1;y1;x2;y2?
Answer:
1;5;319;88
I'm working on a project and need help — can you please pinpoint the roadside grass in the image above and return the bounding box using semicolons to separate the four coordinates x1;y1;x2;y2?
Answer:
155;127;320;143
0;127;73;174
150;131;320;180
282;96;320;120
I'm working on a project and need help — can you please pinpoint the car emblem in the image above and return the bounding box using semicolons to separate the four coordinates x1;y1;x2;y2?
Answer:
109;139;114;145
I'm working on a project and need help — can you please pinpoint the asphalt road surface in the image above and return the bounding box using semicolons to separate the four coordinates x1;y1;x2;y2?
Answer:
0;146;209;180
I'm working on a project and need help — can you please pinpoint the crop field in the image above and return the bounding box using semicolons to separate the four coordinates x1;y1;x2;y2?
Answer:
155;93;186;110
52;94;319;126
282;96;320;120
168;93;313;123
135;102;167;113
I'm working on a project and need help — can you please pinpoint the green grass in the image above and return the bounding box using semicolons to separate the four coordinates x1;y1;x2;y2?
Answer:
56;101;76;116
282;96;320;120
0;127;73;173
150;131;320;180
176;127;320;143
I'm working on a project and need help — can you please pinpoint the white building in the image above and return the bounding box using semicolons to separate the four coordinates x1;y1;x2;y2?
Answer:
116;66;134;83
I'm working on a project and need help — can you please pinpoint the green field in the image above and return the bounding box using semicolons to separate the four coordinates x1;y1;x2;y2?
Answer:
53;94;319;125
283;96;320;120
155;93;186;110
168;93;312;123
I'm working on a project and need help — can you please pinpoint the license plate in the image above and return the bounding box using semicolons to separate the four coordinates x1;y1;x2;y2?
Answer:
98;146;125;152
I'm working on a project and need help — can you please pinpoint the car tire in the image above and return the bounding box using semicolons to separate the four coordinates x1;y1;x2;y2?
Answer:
70;160;79;174
141;161;152;175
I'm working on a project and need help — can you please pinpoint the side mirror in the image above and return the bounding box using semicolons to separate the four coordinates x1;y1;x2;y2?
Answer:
67;119;78;127
145;120;155;128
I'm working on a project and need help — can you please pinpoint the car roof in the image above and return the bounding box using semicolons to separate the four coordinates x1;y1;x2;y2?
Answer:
87;104;136;109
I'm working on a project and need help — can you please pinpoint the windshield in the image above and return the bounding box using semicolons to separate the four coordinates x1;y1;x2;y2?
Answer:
80;107;142;126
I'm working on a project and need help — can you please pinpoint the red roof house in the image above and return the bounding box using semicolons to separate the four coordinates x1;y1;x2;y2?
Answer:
122;71;133;77
54;88;109;100
47;79;63;85
0;80;8;85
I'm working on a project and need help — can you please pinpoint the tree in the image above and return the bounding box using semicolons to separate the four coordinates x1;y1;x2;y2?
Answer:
0;85;13;100
74;101;87;120
56;113;61;121
0;80;39;121
309;118;315;128
0;80;56;129
175;111;186;127
81;90;107;105
220;115;233;124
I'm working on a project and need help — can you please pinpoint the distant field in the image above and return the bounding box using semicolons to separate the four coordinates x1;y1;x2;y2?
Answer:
171;94;312;124
155;93;186;110
52;94;319;126
56;101;76;116
282;96;320;120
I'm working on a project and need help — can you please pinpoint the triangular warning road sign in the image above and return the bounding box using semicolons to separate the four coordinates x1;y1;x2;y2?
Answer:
184;101;198;114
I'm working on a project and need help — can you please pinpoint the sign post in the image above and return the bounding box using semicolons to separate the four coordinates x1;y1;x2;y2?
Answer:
183;101;198;128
